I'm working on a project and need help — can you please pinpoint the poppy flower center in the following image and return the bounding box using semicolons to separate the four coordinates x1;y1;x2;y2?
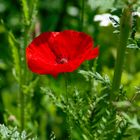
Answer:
57;57;68;64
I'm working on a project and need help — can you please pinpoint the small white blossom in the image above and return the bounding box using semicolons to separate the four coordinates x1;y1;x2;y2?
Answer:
94;13;119;27
132;11;140;17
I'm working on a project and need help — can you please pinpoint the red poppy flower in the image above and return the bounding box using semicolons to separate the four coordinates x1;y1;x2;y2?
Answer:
26;30;99;77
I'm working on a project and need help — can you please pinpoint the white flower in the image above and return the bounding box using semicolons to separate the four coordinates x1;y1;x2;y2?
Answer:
132;12;140;17
94;13;119;27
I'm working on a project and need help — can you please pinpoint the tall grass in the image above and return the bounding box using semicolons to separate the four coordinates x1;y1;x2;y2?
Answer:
0;0;140;139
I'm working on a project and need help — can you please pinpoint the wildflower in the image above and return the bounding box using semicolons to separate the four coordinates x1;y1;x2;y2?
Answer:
26;30;99;77
94;13;119;27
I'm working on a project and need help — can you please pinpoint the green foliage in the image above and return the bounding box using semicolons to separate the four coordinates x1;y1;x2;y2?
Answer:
21;0;30;25
122;113;140;140
41;72;127;140
0;124;37;140
88;0;115;12
0;0;140;139
79;70;111;87
8;32;20;82
22;78;39;94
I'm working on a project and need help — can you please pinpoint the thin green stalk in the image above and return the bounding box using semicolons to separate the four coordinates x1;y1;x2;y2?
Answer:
20;25;30;131
64;74;72;140
64;73;68;103
19;32;26;131
0;89;4;123
20;0;38;131
90;59;98;94
112;7;131;98
18;34;24;131
20;87;25;131
80;0;85;31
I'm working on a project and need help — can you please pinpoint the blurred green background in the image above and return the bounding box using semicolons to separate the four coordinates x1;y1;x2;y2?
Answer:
0;0;140;139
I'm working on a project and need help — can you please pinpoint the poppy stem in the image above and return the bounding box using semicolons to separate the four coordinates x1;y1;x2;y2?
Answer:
80;0;85;31
111;7;131;99
64;74;68;103
20;25;30;131
20;86;25;131
64;73;72;139
20;17;30;132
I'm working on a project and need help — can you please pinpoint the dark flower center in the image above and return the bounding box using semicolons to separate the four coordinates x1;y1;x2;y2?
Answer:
57;57;68;64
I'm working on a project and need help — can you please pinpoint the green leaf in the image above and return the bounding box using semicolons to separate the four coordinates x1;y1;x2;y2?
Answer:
127;44;140;49
22;77;39;94
8;32;20;82
21;0;30;25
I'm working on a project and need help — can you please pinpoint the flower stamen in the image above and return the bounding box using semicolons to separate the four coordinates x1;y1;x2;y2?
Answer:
57;58;68;64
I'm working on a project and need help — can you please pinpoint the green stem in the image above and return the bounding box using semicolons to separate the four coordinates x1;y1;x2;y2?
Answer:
64;74;72;139
112;7;131;98
20;0;38;131
0;89;4;123
19;34;24;131
80;0;85;31
20;87;25;131
20;26;29;131
64;73;68;100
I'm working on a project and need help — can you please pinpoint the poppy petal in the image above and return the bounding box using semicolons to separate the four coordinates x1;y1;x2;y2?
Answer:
26;30;99;76
54;30;94;59
86;47;99;60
